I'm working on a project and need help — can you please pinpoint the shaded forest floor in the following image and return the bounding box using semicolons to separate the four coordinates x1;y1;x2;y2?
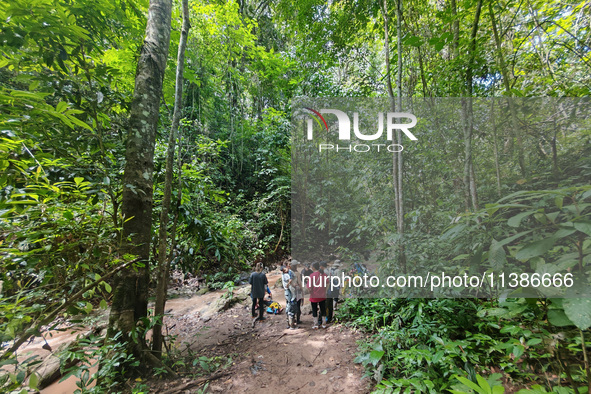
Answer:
151;272;370;393
14;271;370;393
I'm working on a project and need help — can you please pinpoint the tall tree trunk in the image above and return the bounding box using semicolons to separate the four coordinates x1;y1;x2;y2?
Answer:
491;99;502;197
461;0;482;211
382;0;406;273
108;0;172;355
169;136;184;261
152;0;190;358
489;1;527;176
450;0;460;60
395;0;406;273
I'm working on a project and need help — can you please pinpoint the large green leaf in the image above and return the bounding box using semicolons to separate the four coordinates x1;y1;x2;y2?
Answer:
515;237;556;261
368;350;385;366
507;211;534;227
547;309;574;327
563;298;591;330
574;221;591;237
488;239;506;270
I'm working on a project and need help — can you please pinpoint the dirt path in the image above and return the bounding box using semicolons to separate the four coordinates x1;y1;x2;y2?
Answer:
155;272;371;393
14;271;370;393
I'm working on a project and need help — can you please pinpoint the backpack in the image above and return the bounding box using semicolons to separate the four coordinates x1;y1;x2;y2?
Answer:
327;268;341;297
266;301;283;314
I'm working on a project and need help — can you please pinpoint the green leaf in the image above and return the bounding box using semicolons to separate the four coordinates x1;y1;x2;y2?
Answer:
404;35;423;47
477;308;509;318
515;238;556;261
56;101;68;113
475;374;492;393
66;114;93;131
512;345;524;360
0;359;18;367
74;177;84;186
574;221;591;237
29;372;38;389
554;227;576;239
507;211;534;227
368;350;384;366
489;240;506;270
563;298;591;330
99;299;108;309
492;386;504;394
455;376;486;394
497;230;534;246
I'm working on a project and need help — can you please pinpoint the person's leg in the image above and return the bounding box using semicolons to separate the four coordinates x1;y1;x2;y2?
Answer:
311;301;319;328
258;298;265;320
251;297;257;318
296;299;302;323
326;297;333;323
318;300;326;327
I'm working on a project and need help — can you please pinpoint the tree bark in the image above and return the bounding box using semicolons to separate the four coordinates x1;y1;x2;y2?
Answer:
108;0;172;347
489;1;526;176
450;0;460;60
152;0;190;358
461;0;482;212
491;99;502;197
382;0;406;273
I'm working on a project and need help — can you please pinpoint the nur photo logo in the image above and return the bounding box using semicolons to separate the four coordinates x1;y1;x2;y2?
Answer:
304;107;418;153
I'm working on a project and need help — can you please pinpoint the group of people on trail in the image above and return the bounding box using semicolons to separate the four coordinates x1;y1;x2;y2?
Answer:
249;258;343;330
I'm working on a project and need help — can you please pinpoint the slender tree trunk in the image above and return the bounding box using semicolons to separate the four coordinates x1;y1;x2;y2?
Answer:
108;0;173;344
551;119;558;181
169;137;184;262
450;0;460;59
382;0;398;226
152;0;190;358
491;99;502;197
395;0;407;273
382;0;406;273
461;99;473;211
489;1;526;176
461;0;482;212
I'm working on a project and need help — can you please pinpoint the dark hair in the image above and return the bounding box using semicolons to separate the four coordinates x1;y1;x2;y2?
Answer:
320;261;327;267
312;262;320;270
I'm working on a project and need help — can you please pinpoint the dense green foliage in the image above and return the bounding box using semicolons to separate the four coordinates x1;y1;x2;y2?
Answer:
1;0;590;392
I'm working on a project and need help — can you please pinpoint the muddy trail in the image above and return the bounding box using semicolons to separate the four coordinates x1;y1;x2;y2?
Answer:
152;272;370;393
15;271;370;393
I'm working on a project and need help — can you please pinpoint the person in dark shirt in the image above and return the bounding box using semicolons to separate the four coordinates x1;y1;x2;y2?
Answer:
301;263;313;279
249;262;268;326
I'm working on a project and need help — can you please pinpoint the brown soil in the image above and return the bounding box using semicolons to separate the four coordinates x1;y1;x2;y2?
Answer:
152;272;371;393
33;272;371;393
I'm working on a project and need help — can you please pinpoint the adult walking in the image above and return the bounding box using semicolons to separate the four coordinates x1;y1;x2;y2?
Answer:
249;262;268;327
290;262;304;325
306;262;327;329
325;260;342;324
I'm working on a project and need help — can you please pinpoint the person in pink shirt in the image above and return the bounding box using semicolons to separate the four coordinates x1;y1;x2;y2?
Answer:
306;262;327;329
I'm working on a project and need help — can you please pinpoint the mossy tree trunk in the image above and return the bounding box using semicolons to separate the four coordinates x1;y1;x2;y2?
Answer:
152;0;190;358
108;0;172;349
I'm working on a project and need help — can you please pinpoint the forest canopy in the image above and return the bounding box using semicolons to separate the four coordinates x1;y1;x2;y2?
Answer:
1;0;590;392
